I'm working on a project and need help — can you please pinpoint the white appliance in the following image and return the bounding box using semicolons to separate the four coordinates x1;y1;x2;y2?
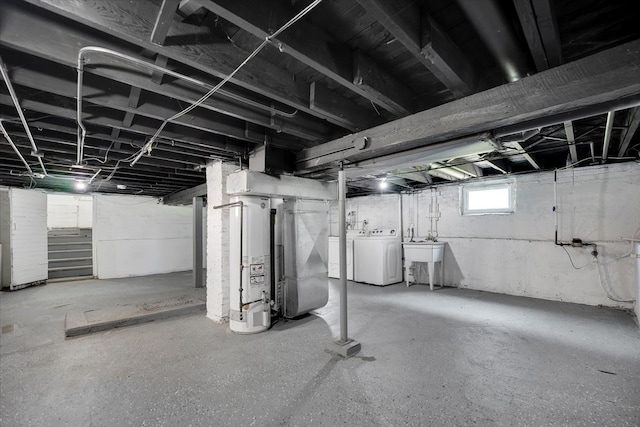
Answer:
328;229;366;280
228;195;271;334
354;228;402;286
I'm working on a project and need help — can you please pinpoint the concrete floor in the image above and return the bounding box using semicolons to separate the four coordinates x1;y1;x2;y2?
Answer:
1;273;639;426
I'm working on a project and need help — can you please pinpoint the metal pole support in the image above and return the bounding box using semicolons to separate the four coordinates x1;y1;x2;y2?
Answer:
327;163;361;358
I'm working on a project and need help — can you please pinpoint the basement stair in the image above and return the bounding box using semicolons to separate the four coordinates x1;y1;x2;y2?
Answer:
48;228;93;281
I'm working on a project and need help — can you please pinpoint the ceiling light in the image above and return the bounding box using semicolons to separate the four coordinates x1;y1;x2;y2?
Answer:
75;180;87;191
379;180;388;189
117;184;127;190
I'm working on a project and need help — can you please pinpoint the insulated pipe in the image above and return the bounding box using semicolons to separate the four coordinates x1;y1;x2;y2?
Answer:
0;121;33;175
74;47;297;165
457;0;532;82
601;111;615;163
0;56;47;176
338;165;348;343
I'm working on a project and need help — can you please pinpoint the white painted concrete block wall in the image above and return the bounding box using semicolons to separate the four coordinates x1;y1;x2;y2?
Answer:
93;194;192;279
206;161;237;322
338;163;639;309
329;193;402;235
47;193;93;229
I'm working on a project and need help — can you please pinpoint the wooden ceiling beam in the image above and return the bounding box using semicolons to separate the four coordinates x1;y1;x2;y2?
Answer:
513;0;562;72
2;62;269;145
1;124;216;170
297;40;640;170
16;0;365;130
0;94;245;157
0;4;329;141
151;0;180;45
195;0;413;117
356;0;479;97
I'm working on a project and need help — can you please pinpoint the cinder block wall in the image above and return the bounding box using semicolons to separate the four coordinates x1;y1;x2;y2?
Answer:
334;163;639;309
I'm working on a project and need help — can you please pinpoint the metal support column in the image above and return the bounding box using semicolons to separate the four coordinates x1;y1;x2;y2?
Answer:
327;163;361;358
193;196;204;288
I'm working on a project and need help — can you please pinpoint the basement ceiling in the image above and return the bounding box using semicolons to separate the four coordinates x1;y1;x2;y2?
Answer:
0;0;639;198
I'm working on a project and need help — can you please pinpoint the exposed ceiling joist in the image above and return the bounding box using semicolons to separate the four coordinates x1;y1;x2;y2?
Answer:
0;92;245;156
356;0;479;96
514;0;562;71
162;182;207;205
0;6;331;141
297;39;640;171
151;0;180;45
194;0;413;117
16;0;361;130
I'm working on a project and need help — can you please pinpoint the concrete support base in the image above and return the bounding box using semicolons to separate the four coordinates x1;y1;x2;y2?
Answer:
326;339;362;358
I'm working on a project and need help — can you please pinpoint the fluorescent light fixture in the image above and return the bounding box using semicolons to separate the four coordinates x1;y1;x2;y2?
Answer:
75;180;87;191
117;184;127;190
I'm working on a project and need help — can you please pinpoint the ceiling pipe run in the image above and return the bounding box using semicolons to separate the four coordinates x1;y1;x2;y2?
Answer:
457;0;532;82
0;55;48;176
75;46;254;165
601;111;615;163
0;121;34;175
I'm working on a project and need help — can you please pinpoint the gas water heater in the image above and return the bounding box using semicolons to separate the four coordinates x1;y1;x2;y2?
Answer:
228;195;271;334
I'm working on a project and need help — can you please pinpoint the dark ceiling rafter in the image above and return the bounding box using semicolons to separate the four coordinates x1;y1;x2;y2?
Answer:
0;0;638;197
0;91;244;158
0;4;330;143
193;0;414;118
297;39;640;171
17;0;372;132
513;0;562;72
355;0;480;97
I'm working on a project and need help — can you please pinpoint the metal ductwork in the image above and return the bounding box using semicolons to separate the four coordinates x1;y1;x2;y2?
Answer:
457;0;533;82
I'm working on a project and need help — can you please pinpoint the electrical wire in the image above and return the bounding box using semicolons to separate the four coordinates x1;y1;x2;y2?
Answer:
561;246;590;269
131;0;323;166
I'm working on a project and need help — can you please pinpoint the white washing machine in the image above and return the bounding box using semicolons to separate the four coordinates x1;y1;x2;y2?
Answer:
353;228;402;286
328;229;366;280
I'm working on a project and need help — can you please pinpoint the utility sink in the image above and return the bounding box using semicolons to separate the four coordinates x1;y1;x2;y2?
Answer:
402;241;445;290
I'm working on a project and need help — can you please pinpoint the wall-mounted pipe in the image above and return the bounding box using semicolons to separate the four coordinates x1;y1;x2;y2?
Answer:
0;56;47;176
601;111;615;163
457;0;532;82
212;201;246;319
75;46;299;165
0;121;33;175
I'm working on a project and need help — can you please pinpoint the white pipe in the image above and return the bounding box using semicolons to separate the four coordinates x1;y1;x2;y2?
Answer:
0;56;47;176
635;243;640;305
130;0;323;167
74;44;302;165
601;111;615;163
0;121;33;175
